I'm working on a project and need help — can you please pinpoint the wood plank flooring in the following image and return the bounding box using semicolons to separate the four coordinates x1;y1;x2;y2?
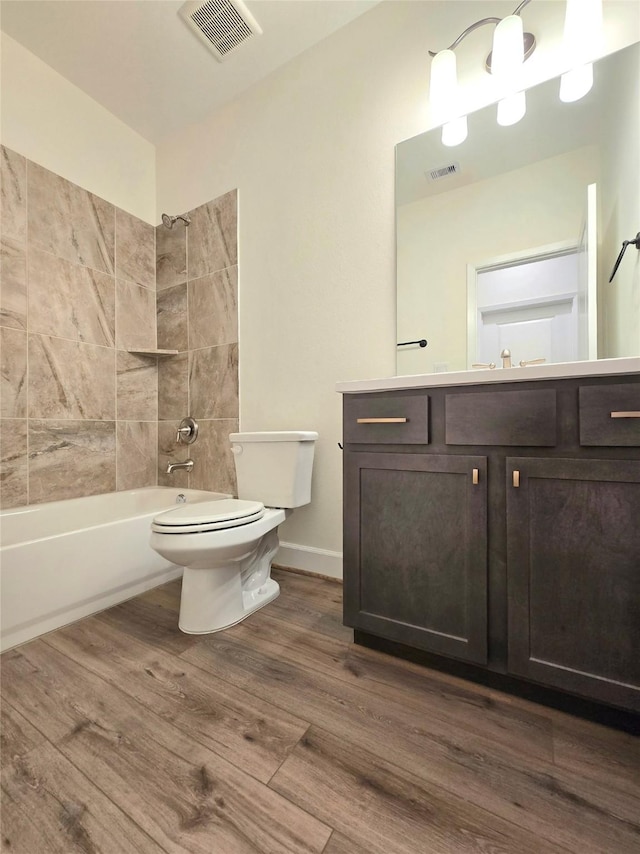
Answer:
1;568;639;853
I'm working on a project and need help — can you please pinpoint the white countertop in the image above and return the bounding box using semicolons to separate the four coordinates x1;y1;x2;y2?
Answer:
336;357;640;394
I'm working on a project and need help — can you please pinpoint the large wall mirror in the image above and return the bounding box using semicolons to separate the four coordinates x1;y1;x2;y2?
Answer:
396;41;640;376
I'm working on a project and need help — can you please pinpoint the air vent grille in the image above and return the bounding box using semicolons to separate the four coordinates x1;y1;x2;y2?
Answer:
180;0;262;62
426;162;461;182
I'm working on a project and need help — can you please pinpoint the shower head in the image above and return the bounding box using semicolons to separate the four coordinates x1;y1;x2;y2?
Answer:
161;212;191;229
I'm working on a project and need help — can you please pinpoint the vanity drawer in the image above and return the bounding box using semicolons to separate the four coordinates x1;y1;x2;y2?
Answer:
446;389;557;446
579;383;640;446
343;394;429;444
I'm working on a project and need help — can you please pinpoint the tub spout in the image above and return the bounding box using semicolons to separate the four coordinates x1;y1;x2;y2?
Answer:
166;459;194;474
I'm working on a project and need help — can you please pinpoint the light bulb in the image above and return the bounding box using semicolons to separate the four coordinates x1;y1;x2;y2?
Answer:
429;49;458;126
442;117;468;147
492;15;524;78
560;63;594;102
497;92;526;126
492;15;526;127
560;0;602;102
430;49;468;146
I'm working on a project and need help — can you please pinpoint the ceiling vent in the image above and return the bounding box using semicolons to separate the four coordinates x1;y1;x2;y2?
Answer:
426;162;461;182
179;0;262;62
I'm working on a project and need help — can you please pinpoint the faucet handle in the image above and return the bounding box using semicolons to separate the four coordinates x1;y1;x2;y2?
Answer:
519;357;547;367
176;416;199;445
472;362;496;370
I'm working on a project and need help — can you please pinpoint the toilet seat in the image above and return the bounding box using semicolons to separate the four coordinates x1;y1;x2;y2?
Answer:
151;499;266;534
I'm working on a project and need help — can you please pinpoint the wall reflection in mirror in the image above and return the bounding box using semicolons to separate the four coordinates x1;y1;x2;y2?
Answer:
396;41;640;376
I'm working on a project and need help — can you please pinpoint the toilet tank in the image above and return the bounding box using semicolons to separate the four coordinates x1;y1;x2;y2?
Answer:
229;431;318;508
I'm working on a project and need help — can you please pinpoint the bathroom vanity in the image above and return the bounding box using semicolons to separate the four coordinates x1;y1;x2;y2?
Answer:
338;359;640;719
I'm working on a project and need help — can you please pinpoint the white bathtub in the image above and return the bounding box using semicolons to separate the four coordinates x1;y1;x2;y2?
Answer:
0;487;226;651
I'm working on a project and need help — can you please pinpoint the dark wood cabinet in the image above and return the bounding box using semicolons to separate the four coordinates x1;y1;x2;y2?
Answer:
506;456;640;711
342;374;640;716
344;452;488;663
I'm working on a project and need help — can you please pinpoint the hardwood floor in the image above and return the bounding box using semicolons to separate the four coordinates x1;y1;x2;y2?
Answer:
1;568;639;853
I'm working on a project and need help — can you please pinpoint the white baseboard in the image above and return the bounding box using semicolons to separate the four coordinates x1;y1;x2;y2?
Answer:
276;541;343;580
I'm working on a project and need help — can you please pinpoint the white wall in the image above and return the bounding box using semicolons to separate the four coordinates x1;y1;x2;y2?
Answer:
0;34;156;223
153;1;639;576
599;43;640;357
397;147;598;374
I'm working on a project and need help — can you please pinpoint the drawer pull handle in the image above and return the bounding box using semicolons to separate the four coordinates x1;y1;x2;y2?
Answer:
610;411;640;418
513;470;520;488
356;418;408;424
472;468;479;485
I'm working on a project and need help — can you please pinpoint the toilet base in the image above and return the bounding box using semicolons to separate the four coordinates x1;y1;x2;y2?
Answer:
178;568;280;634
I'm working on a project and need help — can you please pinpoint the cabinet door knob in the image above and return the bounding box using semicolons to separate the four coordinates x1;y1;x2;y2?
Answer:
356;417;408;424
513;470;520;488
472;468;479;485
610;411;640;418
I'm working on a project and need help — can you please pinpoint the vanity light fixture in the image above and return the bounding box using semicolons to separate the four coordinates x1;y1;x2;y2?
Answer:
428;0;535;145
428;0;604;145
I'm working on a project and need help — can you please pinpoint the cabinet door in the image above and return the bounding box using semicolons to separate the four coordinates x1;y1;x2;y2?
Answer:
344;452;488;664
507;457;640;711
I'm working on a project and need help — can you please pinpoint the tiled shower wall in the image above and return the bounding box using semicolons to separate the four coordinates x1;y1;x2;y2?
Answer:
0;146;158;508
155;190;239;496
0;146;239;509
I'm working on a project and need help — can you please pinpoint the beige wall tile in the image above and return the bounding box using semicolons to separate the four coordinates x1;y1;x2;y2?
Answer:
28;420;116;503
116;421;157;490
0;146;26;243
188;266;238;350
158;352;188;421
116;208;155;289
157;283;187;351
0;418;28;508
0;167;242;508
189;419;238;496
28;334;115;420
189;344;238;419
27;162;115;274
116;351;158;421
0;327;27;418
156;222;187;290
28;247;115;346
0;237;27;330
157;420;189;488
115;279;156;350
187;190;237;279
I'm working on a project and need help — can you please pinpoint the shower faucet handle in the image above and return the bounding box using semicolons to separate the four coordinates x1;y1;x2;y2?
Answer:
176;416;199;445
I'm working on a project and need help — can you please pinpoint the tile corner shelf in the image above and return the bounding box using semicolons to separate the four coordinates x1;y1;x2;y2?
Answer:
127;349;179;357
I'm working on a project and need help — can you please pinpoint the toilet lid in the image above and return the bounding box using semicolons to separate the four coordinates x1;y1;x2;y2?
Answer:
152;498;265;534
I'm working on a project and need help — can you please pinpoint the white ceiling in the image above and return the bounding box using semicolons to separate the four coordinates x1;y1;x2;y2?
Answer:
0;0;380;143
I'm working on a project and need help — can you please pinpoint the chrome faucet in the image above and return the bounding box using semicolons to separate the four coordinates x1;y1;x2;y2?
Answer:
166;459;194;474
500;348;512;368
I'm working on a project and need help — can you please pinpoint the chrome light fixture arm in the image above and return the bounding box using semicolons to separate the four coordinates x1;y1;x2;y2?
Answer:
428;18;501;57
428;0;534;63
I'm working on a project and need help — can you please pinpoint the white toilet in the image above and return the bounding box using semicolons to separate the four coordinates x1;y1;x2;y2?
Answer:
150;431;318;634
